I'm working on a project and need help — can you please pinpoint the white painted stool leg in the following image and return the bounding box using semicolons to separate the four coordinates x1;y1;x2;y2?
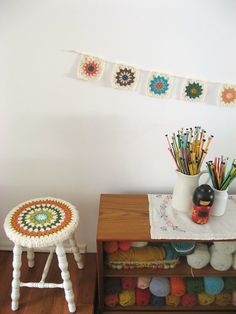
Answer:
11;244;22;311
27;248;35;268
56;243;76;313
40;248;54;283
69;234;84;269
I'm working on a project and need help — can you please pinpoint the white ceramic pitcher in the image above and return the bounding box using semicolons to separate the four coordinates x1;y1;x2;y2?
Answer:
172;170;210;213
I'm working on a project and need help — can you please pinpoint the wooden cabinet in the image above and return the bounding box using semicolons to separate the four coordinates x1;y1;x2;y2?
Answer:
96;194;236;314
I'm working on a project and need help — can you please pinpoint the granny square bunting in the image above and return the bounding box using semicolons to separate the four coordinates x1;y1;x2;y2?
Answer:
77;54;105;81
147;72;173;98
218;85;236;106
73;51;236;108
181;79;207;102
112;64;139;90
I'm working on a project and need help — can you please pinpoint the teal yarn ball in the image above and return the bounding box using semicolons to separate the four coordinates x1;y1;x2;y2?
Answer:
204;276;224;295
150;295;165;306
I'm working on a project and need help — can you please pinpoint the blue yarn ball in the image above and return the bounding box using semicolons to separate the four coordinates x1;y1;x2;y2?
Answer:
204;276;224;295
149;277;170;297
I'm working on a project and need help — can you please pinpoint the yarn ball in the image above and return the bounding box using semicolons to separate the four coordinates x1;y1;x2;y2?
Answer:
170;277;186;296
186;277;204;293
104;241;118;254
224;277;236;292
186;243;210;269
215;292;232;306
104;278;122;294
171;241;195;256
232;290;236;306
104;293;119;307
150;295;165;307
161;243;178;260
233;252;236;270
119;290;135;307
204;276;224;295
181;293;198;307
121;277;137;290
213;241;236;254
137;276;151;289
131;242;148;248
198;292;215;305
149;277;170;297
210;245;233;271
165;294;180;307
135;287;151;305
119;241;131;251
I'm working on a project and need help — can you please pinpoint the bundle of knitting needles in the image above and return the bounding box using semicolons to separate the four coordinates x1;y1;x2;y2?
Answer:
165;126;213;175
206;157;236;190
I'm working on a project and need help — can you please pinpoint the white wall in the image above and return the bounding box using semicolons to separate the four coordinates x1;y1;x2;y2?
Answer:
1;0;236;252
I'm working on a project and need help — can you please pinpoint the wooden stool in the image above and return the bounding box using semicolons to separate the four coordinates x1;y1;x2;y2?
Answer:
4;197;84;313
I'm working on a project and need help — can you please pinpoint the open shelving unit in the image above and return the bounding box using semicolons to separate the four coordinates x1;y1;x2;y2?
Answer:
96;194;236;314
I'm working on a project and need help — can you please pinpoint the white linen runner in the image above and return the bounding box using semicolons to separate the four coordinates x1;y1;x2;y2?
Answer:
148;194;236;240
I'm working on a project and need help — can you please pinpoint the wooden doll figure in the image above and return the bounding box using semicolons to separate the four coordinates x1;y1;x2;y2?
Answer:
192;184;214;224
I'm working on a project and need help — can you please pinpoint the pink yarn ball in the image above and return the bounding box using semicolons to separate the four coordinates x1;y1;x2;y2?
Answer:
181;293;198;307
119;241;132;251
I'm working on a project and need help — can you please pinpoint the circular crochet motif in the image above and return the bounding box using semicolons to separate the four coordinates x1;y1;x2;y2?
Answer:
185;82;203;100
78;54;104;81
4;198;79;248
115;67;136;87
83;60;99;78
149;75;169;96
220;86;236;105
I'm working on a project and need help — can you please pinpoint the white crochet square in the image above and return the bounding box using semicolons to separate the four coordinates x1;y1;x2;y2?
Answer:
181;79;207;102
111;64;139;91
77;54;105;81
146;72;173;98
218;84;236;106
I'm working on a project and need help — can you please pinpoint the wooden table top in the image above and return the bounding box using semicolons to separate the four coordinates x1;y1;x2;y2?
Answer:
97;194;150;241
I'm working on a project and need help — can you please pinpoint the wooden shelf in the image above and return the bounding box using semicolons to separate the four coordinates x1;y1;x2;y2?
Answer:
104;304;236;312
104;261;236;277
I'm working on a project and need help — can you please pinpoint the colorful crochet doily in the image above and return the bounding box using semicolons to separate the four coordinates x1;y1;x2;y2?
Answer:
4;197;79;248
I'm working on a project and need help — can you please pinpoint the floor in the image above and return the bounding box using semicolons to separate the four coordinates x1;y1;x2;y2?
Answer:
0;251;96;314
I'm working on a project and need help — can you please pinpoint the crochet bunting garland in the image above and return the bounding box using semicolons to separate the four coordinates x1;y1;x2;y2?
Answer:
75;53;236;107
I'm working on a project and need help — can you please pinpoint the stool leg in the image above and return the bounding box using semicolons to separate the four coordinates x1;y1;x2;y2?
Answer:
56;243;76;313
11;244;22;311
27;248;35;268
69;234;84;269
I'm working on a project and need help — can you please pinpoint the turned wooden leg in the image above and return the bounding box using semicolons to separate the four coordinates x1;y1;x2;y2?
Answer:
27;248;35;268
69;234;84;269
11;244;22;311
56;243;76;313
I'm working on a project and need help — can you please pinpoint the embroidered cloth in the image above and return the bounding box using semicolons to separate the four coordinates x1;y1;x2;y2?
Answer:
148;194;236;240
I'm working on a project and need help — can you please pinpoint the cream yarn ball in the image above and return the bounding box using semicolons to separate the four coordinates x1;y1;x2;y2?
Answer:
210;245;233;271
213;241;236;255
186;244;210;269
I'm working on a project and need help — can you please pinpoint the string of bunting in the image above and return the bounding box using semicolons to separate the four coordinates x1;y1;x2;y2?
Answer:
74;52;236;107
